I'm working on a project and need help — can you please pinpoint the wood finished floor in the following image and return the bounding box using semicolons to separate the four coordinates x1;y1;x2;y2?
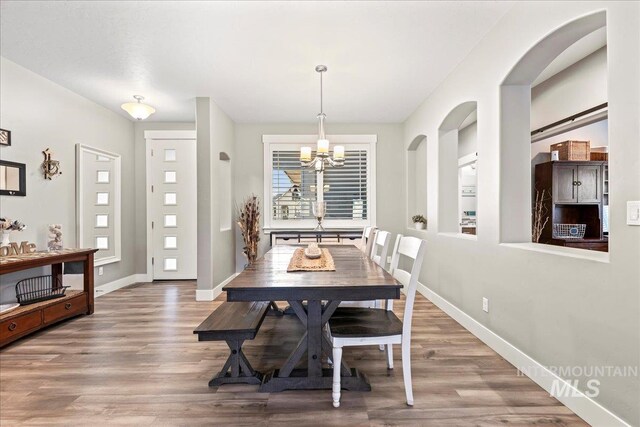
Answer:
0;281;587;426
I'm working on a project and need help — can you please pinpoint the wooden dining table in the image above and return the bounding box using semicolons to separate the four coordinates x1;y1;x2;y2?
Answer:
223;245;403;392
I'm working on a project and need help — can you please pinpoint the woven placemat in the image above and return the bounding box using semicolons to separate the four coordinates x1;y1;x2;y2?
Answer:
287;248;336;272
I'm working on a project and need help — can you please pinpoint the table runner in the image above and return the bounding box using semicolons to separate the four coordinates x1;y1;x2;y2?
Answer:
287;248;336;272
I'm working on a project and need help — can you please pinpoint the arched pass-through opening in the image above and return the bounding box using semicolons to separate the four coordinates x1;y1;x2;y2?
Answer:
407;135;427;229
438;101;478;235
499;11;606;243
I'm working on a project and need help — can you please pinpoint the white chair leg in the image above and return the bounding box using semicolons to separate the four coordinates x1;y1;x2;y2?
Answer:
402;339;413;406
386;343;394;369
332;346;343;408
376;301;385;351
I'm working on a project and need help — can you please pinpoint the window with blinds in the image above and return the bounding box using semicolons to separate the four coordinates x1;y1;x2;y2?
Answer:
324;150;368;220
272;151;317;220
271;149;368;221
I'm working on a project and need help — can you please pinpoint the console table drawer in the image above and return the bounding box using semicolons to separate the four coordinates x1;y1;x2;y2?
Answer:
43;294;87;324
0;311;42;341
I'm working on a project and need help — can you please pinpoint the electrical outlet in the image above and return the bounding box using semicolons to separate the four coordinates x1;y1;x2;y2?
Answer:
482;297;489;313
98;267;104;276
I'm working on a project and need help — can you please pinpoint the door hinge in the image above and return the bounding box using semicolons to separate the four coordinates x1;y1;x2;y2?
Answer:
151;149;154;156
151;185;154;192
152;257;155;265
151;221;154;229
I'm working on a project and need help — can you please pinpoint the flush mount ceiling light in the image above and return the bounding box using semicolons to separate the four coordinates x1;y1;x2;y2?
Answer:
299;65;344;172
121;95;156;120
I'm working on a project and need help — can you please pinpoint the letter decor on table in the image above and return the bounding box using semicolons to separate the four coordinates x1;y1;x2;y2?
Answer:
0;241;37;258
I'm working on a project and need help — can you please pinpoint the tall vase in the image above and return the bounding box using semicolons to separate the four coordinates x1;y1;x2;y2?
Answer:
312;201;327;231
0;230;10;247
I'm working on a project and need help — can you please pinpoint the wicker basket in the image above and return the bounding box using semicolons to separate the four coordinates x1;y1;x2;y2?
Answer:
15;275;69;305
550;140;590;161
553;224;586;239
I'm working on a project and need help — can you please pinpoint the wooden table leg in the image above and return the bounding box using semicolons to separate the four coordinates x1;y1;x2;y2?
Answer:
307;300;323;377
259;299;370;392
84;252;95;314
51;263;63;289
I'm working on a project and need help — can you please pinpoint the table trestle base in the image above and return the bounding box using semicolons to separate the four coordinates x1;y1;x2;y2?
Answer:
259;368;371;392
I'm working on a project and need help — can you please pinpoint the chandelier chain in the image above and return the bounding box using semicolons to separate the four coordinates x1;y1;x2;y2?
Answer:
320;70;323;115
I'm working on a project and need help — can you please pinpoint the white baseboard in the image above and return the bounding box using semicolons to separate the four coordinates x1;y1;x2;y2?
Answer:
94;274;147;297
415;282;629;427
196;273;239;301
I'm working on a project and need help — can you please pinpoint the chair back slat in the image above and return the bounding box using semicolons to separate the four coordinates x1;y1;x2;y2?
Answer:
370;230;391;269
364;227;377;257
392;269;411;288
360;226;371;249
397;236;424;260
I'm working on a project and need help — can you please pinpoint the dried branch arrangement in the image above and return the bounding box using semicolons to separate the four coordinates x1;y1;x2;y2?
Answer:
532;189;550;243
237;195;261;266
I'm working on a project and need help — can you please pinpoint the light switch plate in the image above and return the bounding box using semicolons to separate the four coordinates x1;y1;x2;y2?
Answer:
627;201;640;225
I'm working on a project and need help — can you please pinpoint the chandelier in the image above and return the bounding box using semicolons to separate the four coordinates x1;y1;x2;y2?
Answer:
300;65;344;171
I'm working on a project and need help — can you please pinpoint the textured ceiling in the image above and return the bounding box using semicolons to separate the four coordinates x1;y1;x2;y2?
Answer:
1;1;513;123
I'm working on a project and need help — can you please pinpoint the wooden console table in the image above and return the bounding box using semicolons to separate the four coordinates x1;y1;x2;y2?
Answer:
269;229;362;247
0;248;98;348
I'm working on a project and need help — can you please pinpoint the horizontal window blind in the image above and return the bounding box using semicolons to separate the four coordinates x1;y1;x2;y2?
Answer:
272;151;316;220
324;150;368;219
271;149;368;221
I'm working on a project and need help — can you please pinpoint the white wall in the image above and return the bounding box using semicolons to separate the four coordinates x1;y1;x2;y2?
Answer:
233;123;404;272
196;98;236;298
0;57;136;298
403;3;639;425
531;47;607;131
458;121;478;158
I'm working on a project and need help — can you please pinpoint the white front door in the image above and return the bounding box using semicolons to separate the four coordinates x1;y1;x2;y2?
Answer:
146;134;197;280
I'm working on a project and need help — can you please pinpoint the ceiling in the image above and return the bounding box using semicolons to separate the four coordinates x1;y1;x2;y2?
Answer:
0;1;513;123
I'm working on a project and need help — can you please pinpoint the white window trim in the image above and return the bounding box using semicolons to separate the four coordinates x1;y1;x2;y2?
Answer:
76;144;122;267
263;134;377;230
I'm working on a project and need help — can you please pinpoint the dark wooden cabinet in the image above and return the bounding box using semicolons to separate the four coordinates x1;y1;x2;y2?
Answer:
552;163;601;204
535;161;607;252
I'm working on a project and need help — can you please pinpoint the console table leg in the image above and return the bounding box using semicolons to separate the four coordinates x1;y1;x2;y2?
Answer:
84;252;95;314
51;263;63;289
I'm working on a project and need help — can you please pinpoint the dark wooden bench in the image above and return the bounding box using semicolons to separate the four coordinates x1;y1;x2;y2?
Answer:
194;301;269;386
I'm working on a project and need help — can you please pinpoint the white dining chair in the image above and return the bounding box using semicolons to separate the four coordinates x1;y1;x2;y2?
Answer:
376;233;401;351
370;230;391;269
341;229;389;309
362;226;377;256
327;235;427;408
359;226;371;251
